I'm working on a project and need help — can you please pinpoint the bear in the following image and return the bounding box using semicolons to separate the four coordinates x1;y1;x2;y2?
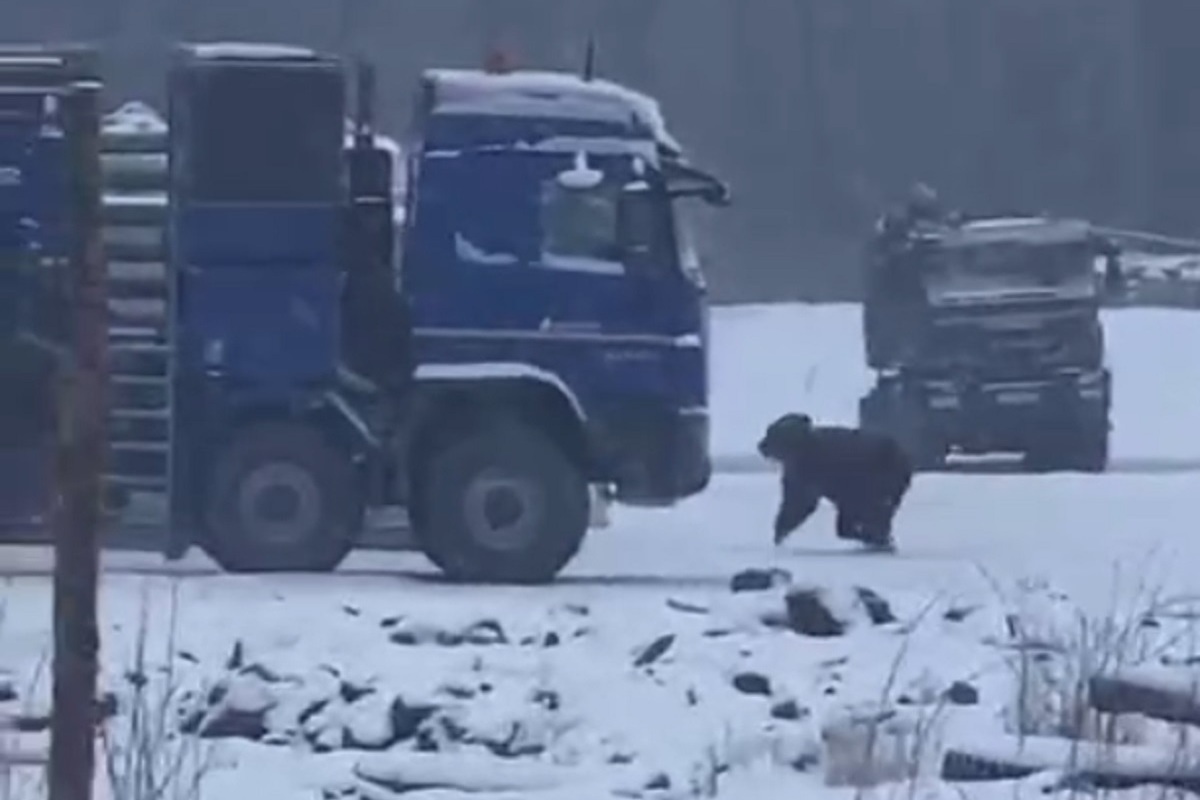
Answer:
757;413;913;551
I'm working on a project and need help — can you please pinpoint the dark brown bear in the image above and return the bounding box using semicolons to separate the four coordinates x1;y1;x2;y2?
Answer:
757;413;912;551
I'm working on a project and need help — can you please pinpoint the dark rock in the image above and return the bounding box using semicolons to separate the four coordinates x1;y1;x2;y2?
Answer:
943;606;976;623
13;713;48;733
298;698;330;727
389;697;436;742
785;589;847;637
667;598;710;615
563;603;590;617
177;650;199;665
124;669;149;690
205;682;228;708
732;672;772;697
197;671;278;742
96;691;119;721
225;640;245;671
686;688;699;707
634;634;676;668
823;686;838;696
479;682;493;694
240;663;281;683
380;616;403;629
532;689;560;711
178;706;203;735
945;681;980;706
414;727;440;752
542;631;560;648
703;628;735;638
645;773;671;790
731;568;790;593
340;681;375;704
461;619;507;646
342;605;361;617
770;699;805;720
440;683;474;700
855;587;896;625
1140;616;1161;629
200;707;268;741
791;753;819;771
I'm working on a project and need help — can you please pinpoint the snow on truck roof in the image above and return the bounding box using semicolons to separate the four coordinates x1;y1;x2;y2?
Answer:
181;42;328;62
422;68;681;152
935;217;1095;249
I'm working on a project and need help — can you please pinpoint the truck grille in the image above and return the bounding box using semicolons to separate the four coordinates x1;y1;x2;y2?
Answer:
923;307;1100;377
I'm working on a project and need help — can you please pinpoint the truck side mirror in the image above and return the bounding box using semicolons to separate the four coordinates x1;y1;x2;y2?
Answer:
555;151;603;191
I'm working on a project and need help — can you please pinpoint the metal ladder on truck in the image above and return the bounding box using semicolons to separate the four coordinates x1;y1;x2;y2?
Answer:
99;103;172;521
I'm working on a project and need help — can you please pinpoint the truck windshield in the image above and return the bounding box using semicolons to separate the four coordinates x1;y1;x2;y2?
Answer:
926;241;1096;299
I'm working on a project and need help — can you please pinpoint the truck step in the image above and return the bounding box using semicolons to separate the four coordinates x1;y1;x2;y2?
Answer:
111;374;168;388
109;407;169;421
108;298;166;323
110;441;169;454
103;473;167;491
108;324;163;340
109;340;169;355
108;260;166;284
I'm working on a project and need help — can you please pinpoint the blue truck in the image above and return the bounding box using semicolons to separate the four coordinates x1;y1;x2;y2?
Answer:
0;43;729;583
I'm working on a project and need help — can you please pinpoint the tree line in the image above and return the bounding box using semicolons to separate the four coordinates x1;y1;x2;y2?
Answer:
10;0;1195;302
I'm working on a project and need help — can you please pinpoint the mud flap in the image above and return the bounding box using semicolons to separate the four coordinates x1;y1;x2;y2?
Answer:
588;485;612;530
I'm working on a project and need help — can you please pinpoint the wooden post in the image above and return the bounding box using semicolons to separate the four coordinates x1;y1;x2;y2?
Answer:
48;76;107;800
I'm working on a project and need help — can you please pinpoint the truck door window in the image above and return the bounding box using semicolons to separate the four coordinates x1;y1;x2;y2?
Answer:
617;187;676;279
540;179;621;265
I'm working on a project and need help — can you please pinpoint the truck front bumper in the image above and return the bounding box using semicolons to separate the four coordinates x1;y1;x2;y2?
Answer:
588;406;711;508
923;367;1110;451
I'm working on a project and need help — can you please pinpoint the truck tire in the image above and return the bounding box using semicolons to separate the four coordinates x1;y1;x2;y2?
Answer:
1025;425;1109;474
859;381;944;472
202;422;361;573
415;422;588;584
1074;426;1110;473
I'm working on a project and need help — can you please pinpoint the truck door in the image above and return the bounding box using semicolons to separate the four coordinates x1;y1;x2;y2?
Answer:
0;89;68;530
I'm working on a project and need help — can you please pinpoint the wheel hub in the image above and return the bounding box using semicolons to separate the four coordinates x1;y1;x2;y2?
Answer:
237;462;321;545
462;470;545;552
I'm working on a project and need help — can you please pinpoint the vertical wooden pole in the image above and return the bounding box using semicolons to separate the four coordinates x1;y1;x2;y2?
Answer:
48;75;107;800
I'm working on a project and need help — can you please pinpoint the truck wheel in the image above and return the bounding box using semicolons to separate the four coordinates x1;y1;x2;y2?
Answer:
859;383;944;472
202;422;361;573
1070;425;1110;473
415;423;588;584
1025;426;1109;474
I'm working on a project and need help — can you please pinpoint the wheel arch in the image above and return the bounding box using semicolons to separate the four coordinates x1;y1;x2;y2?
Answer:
403;363;590;519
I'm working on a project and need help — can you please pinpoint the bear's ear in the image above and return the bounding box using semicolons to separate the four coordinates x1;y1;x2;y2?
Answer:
778;413;813;436
764;413;812;450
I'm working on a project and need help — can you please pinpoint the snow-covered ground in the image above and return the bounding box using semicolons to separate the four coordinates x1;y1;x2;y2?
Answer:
2;303;1200;799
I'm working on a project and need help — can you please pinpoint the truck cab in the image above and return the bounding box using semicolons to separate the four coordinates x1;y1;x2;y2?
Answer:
860;212;1119;472
0;43;729;583
402;68;727;509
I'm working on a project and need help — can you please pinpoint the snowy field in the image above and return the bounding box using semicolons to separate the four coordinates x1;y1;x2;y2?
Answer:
3;303;1200;799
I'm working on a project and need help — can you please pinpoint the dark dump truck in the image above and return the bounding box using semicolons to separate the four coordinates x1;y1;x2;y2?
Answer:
859;213;1123;473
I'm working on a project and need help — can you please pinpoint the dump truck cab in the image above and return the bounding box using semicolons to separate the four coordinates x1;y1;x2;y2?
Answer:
860;213;1120;472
